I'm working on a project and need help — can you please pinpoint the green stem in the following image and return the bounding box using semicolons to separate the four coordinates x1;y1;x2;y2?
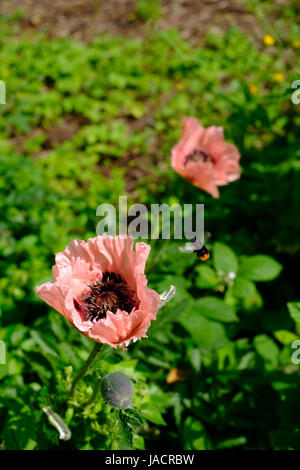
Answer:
69;342;102;398
84;376;102;407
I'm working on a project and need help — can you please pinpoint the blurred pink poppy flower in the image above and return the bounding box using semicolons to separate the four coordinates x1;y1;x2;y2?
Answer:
171;117;241;198
35;236;161;349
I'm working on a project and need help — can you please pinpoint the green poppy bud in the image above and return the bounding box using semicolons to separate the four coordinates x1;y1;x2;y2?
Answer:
101;371;133;409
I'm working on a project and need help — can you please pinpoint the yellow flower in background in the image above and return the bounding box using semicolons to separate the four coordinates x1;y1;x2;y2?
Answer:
263;34;275;46
176;82;184;90
273;72;284;83
2;69;9;78
292;40;300;48
249;84;258;95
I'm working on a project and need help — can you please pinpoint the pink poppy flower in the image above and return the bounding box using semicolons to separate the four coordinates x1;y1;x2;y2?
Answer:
35;236;161;349
171;117;241;198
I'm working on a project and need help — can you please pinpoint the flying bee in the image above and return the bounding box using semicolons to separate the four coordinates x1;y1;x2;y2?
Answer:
178;233;211;261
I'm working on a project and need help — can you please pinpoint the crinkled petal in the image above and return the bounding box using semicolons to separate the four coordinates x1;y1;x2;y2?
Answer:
86;236;151;291
136;273;162;319
172;117;205;171
35;282;72;322
88;308;153;348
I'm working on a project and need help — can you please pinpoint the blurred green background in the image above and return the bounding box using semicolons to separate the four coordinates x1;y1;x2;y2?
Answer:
0;0;300;450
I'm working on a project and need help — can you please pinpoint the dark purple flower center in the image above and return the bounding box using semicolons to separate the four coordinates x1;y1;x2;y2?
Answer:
184;148;214;166
74;272;138;322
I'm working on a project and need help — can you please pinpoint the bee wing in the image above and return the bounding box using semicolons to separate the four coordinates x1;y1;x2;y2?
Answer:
178;243;195;253
204;231;212;243
191;232;211;244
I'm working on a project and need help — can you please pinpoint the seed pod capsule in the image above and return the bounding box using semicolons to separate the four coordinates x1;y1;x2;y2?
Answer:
101;371;133;409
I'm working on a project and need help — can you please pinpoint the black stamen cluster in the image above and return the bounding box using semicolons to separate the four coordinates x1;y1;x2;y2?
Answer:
184;148;213;165
73;272;138;322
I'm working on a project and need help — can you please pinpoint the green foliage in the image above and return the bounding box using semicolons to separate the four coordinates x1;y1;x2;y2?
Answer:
213;242;239;276
0;1;300;450
239;255;282;281
287;302;300;324
135;0;162;21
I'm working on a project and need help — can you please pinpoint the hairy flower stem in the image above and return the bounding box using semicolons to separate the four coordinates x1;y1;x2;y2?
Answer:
70;342;102;398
